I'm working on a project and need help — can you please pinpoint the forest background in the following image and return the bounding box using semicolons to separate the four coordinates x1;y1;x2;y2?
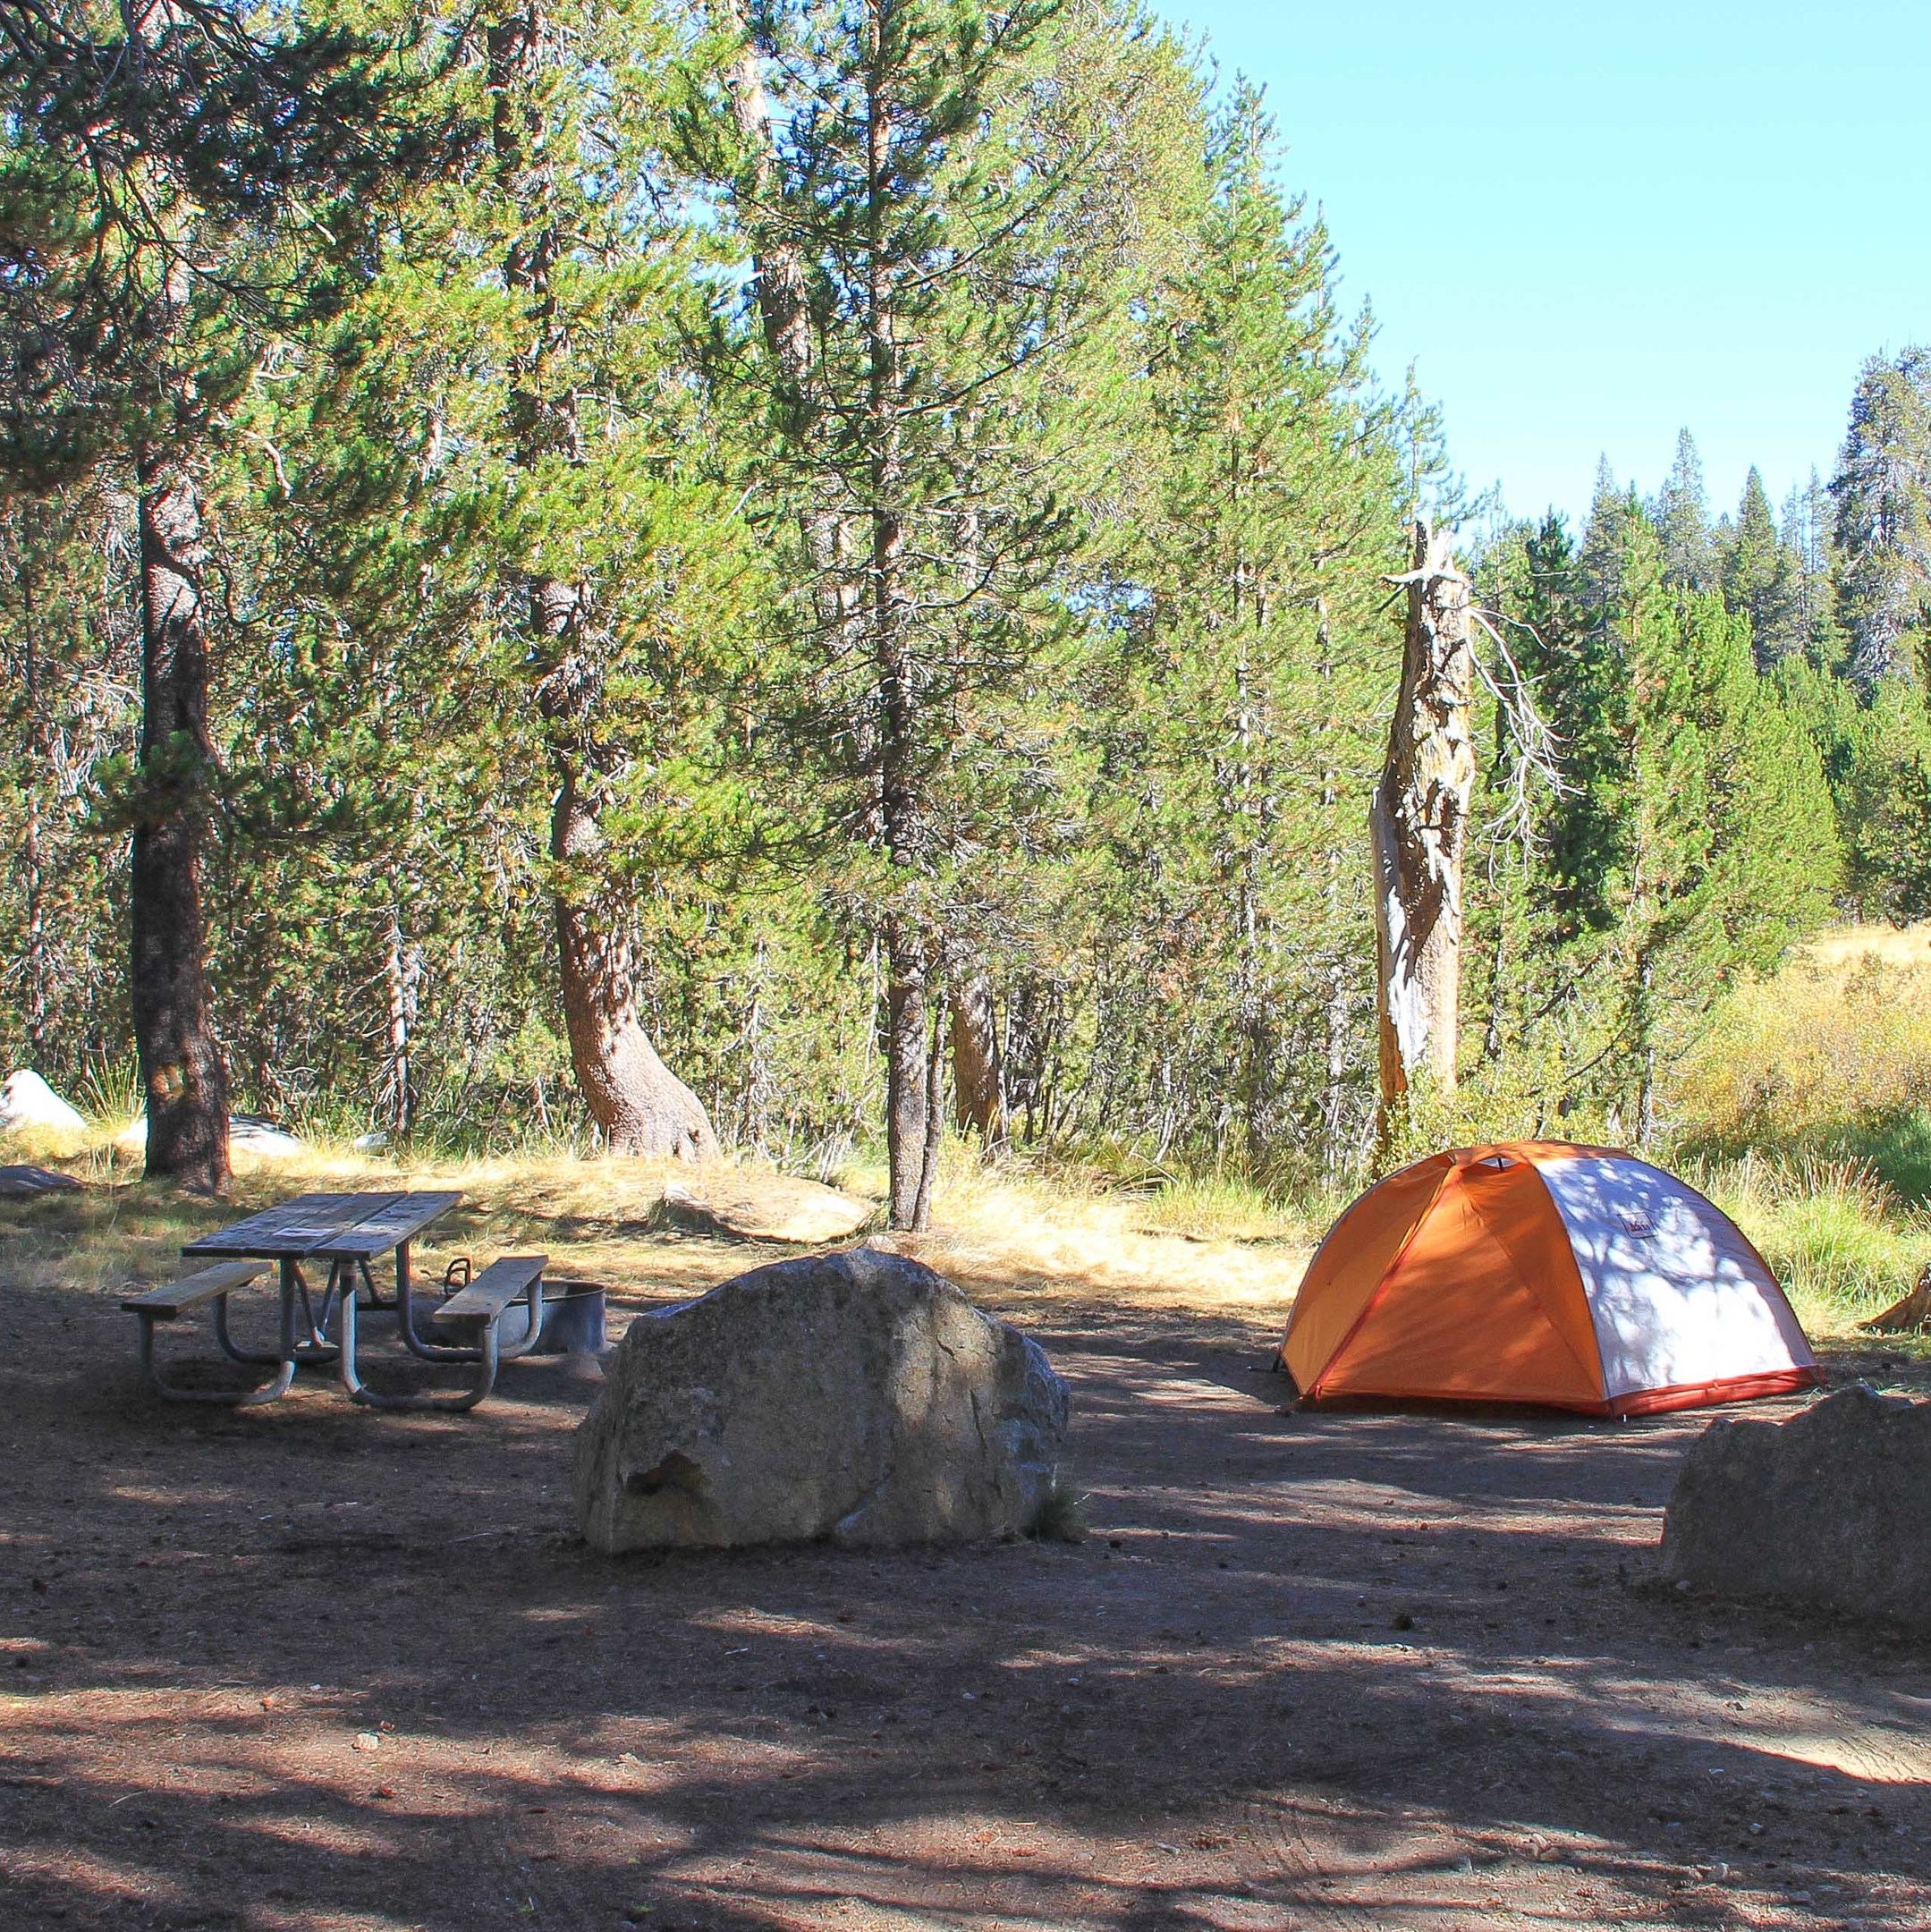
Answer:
4;0;1931;1288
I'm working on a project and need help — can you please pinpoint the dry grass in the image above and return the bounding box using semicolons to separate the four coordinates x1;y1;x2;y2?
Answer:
1674;929;1931;1165
876;1150;1311;1318
0;1126;1314;1326
1799;922;1931;970
1665;922;1931;1334
1690;1151;1931;1341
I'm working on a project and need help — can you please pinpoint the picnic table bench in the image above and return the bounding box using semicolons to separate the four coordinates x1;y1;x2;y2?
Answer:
121;1189;552;1412
340;1252;550;1411
123;1261;282;1405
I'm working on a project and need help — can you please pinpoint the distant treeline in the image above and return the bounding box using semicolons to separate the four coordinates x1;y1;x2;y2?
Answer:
0;2;1923;1206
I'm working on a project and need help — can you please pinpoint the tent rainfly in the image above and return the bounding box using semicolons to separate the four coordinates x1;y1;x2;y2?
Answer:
1279;1142;1821;1417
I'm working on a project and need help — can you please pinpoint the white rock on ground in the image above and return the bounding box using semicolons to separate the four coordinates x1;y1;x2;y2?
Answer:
229;1114;306;1158
114;1112;306;1158
657;1175;874;1244
573;1246;1070;1552
0;1072;87;1136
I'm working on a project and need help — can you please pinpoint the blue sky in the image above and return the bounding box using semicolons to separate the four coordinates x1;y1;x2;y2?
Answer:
1156;1;1929;528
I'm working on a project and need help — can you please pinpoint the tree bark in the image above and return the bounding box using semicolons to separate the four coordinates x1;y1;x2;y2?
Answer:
910;995;944;1229
382;902;422;1140
17;541;51;1065
553;760;718;1161
131;447;231;1191
1371;518;1475;1135
949;976;1006;1148
885;918;931;1228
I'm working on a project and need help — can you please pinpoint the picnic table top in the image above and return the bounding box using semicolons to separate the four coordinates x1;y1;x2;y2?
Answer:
183;1190;462;1261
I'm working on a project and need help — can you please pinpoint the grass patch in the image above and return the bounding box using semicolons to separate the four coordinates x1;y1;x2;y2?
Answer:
1673;928;1931;1203
1125;1173;1305;1243
1691;1151;1930;1336
1029;1476;1090;1543
0;1129;1317;1323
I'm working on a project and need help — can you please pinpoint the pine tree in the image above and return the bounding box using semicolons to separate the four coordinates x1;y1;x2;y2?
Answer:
1832;346;1931;689
1654;428;1716;593
707;0;1159;1224
1073;86;1405;1179
0;0;431;1187
1722;466;1799;664
1593;521;1838;1138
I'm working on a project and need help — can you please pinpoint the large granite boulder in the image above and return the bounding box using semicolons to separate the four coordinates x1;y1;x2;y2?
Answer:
1662;1385;1931;1629
573;1246;1069;1552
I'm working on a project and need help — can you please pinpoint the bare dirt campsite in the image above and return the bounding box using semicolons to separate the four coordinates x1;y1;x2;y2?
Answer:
3;1157;1928;1932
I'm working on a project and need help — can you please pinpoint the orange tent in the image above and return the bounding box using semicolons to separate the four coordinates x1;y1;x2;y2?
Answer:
1279;1141;1821;1417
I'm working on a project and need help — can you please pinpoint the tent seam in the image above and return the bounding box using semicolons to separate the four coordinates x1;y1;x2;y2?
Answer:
1308;1165;1459;1399
1479;1162;1609;1395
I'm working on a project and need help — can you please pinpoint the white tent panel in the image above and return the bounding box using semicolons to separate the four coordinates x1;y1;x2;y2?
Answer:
1534;1155;1815;1401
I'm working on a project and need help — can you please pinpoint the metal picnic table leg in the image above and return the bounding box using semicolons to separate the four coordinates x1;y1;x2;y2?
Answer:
213;1262;298;1368
137;1290;296;1407
285;1258;342;1362
339;1285;500;1413
394;1239;485;1364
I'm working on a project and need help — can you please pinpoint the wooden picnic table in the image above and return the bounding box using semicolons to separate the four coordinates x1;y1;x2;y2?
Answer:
176;1190;465;1406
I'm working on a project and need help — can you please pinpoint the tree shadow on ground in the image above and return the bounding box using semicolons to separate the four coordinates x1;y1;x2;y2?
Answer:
1;1210;1927;1930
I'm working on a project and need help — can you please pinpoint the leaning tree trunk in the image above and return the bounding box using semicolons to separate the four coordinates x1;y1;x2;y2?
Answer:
552;762;717;1161
1370;518;1476;1136
131;448;231;1191
949;976;1006;1149
490;9;716;1160
1866;1262;1931;1335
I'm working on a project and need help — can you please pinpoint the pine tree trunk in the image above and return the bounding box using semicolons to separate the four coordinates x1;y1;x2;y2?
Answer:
911;996;945;1229
382;902;422;1140
1371;519;1475;1135
131;448;231;1191
885;918;931;1228
18;547;52;1065
550;724;718;1163
949;976;1006;1148
864;17;928;1228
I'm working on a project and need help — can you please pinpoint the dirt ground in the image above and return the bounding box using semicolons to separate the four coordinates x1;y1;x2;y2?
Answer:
3;1179;1929;1932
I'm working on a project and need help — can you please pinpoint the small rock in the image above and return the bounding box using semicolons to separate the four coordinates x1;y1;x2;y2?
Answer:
351;1732;381;1753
